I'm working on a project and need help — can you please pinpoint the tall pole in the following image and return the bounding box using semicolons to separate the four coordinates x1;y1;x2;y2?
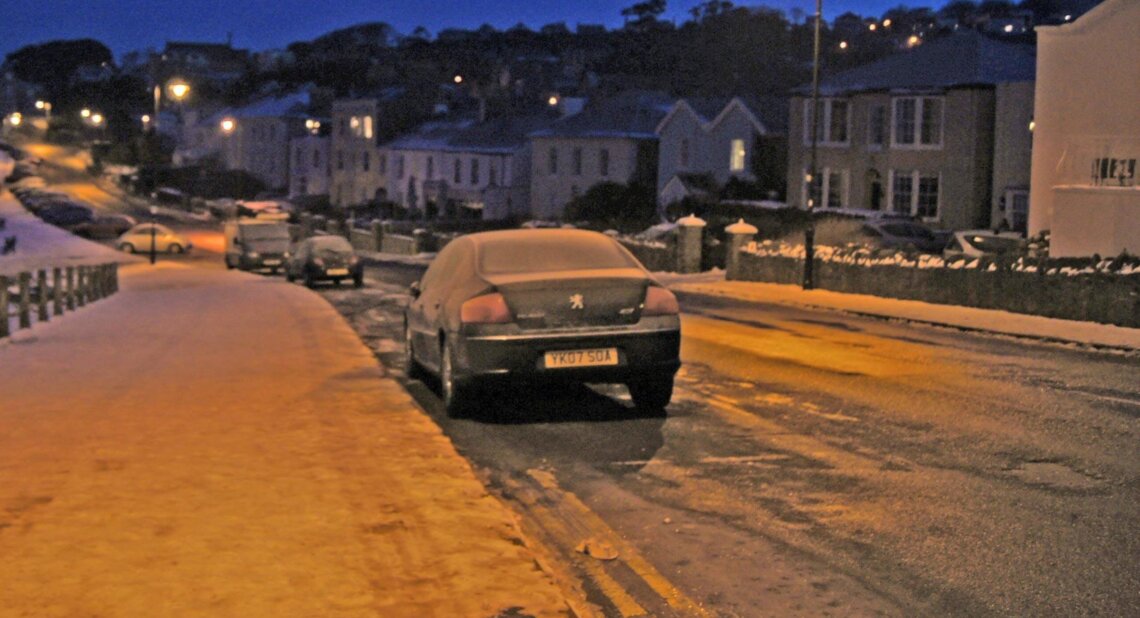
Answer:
153;85;161;132
803;0;823;290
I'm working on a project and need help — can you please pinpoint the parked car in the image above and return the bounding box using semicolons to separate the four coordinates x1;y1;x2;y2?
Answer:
117;223;192;254
943;230;1026;259
224;218;292;273
19;191;71;213
72;213;137;239
285;235;364;288
861;219;948;253
404;229;682;417
38;201;94;229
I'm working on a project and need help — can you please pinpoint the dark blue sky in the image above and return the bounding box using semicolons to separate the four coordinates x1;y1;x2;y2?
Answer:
2;1;932;60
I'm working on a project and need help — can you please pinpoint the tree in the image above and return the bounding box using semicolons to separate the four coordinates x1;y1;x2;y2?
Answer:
5;39;112;88
621;0;668;31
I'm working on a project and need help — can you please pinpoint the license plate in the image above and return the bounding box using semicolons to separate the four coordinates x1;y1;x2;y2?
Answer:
544;348;618;369
326;268;349;276
262;259;281;266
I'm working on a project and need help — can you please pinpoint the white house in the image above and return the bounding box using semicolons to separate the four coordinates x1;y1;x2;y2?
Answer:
655;96;787;207
1028;0;1139;257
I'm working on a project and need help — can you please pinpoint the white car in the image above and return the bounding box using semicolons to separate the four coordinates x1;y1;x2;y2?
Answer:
943;230;1025;259
117;223;193;254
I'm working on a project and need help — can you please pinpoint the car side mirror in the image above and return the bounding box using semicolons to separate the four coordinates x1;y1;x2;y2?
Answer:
408;281;421;299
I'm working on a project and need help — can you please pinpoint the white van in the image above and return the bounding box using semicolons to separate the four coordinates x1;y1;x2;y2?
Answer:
223;219;292;273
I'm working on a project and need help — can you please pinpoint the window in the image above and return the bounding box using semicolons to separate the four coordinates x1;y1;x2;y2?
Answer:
378;154;386;175
548;147;558;175
680;139;690;168
803;98;850;146
337;150;344;171
730;139;746;172
363;116;373;139
295;148;302;166
470;158;480;185
802;167;848;209
868;105;886;149
489;161;498;185
454;159;462;184
891;170;941;219
892;97;943;148
599;149;609;176
427;156;434;179
362;152;370;172
396;155;405;179
572;148;582;175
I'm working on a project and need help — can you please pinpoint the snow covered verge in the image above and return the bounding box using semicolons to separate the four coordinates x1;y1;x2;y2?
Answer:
730;242;1140;328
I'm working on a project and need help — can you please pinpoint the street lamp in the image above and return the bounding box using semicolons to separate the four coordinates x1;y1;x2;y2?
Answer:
803;0;823;290
152;78;190;132
149;206;159;265
81;108;92;119
35;100;52;123
220;118;236;134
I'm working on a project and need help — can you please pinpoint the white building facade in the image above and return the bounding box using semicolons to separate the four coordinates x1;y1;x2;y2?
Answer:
1029;0;1140;257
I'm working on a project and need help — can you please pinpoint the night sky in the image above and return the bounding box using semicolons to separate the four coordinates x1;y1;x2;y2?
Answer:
2;0;934;60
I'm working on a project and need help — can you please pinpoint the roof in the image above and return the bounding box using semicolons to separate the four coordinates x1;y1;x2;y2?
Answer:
804;32;1036;96
656;95;789;137
386;113;559;154
530;91;677;139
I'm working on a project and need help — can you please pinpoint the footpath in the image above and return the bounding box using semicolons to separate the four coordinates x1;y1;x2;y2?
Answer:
0;190;574;617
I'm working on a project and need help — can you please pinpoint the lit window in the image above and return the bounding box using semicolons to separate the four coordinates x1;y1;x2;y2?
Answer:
892;97;943;148
730;139;746;172
363;116;373;139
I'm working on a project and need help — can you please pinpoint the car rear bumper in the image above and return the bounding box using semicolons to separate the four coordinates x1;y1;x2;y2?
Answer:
451;321;681;386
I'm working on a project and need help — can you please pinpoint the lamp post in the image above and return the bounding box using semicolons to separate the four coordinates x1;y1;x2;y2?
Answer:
149;206;158;265
35;100;52;124
803;0;823;291
152;78;190;133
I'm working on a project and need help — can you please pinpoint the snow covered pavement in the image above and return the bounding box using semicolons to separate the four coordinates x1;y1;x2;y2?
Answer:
0;262;573;617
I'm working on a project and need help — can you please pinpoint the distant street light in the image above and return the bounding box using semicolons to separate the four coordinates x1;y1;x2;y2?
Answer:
453;74;463;84
90;113;104;126
81;108;92;119
152;78;191;132
35;100;52;123
7;112;22;127
305;119;320;135
220;118;236;134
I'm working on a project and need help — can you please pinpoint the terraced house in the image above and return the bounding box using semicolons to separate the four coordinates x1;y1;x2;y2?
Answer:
786;31;1036;232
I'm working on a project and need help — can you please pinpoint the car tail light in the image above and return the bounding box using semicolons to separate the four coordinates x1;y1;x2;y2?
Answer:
460;293;512;324
642;286;679;316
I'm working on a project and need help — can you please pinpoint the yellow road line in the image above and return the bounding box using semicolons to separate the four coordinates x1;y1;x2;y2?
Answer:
528;470;712;618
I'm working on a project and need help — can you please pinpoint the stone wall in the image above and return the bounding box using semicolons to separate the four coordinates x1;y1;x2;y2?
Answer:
730;253;1140;328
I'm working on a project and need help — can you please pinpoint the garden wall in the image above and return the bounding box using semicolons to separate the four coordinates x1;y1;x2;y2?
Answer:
730;253;1140;328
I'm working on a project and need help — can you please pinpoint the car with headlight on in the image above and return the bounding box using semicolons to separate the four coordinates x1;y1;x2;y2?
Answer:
284;235;364;288
404;229;681;417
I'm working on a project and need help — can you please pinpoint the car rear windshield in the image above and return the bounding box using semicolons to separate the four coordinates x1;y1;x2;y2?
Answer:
310;236;353;253
242;225;290;240
478;233;641;275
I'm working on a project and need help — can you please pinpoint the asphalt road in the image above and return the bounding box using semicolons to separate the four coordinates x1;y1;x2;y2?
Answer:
318;261;1140;617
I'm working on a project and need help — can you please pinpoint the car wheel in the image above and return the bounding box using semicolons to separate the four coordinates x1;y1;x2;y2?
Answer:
168;243;183;254
403;323;424;380
441;339;474;418
119;243;135;254
628;373;674;413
